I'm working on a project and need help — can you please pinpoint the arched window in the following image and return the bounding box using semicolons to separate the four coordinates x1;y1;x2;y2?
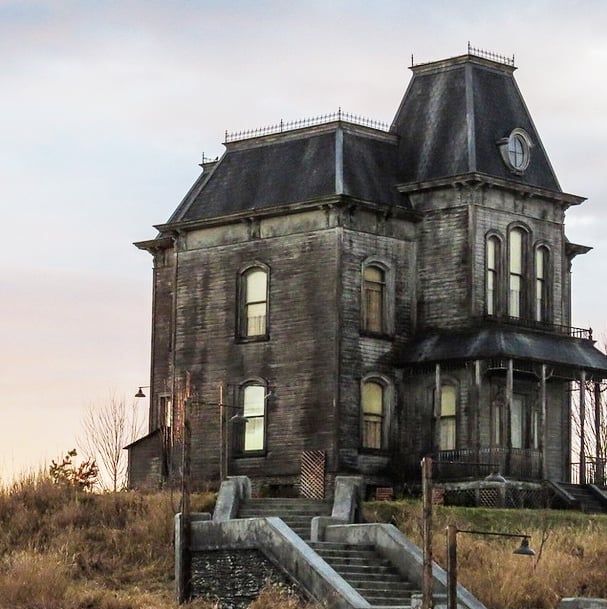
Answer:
486;236;500;315
361;380;384;449
240;266;268;337
508;228;526;318
438;385;457;451
535;246;549;322
362;265;385;334
241;383;266;453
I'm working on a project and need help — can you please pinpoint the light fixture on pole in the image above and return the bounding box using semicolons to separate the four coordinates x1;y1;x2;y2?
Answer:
446;526;535;609
135;386;150;398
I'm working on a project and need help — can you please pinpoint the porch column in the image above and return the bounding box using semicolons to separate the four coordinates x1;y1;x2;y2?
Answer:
474;360;482;468
579;370;587;485
434;363;442;453
506;359;513;475
595;381;603;485
540;364;547;480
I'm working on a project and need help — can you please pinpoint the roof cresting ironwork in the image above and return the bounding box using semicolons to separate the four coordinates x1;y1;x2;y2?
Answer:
411;43;516;69
224;107;390;144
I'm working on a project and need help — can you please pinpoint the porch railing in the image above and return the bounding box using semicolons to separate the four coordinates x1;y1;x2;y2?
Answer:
434;447;542;481
481;314;592;340
571;458;606;486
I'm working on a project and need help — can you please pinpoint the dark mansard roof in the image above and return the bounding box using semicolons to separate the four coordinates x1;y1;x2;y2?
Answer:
398;328;607;375
160;53;569;228
168;126;406;225
391;55;560;191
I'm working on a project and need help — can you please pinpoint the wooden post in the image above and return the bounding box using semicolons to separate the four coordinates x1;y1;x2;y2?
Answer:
594;381;602;485
540;364;547;480
219;384;225;481
474;360;482;475
446;525;458;609
506;359;514;476
177;400;192;603
579;370;586;485
421;456;434;609
434;364;442;453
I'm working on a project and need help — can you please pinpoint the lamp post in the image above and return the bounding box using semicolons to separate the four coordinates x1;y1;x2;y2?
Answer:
134;385;150;398
446;526;535;609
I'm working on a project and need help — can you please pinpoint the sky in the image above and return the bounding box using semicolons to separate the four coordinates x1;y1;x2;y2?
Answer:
1;0;606;480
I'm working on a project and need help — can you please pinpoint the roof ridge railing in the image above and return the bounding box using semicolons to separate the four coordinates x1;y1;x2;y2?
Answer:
467;41;515;67
224;108;390;143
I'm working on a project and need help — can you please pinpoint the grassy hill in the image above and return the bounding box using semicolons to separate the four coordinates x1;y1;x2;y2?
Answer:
0;476;605;609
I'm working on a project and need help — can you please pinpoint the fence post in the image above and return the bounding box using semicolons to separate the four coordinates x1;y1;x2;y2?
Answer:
421;456;433;609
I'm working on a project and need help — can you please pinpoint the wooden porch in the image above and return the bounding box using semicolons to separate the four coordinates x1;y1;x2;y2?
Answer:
434;448;542;482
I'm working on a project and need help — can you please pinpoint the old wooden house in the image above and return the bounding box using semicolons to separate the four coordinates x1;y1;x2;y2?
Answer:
127;49;607;503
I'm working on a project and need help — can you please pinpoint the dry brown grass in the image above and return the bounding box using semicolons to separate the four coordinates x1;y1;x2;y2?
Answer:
365;500;607;609
0;474;215;609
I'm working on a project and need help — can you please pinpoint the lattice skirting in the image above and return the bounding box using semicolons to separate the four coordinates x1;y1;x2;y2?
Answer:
300;450;326;499
437;481;548;509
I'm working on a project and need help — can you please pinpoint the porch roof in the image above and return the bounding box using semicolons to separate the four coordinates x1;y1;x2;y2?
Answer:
399;328;607;375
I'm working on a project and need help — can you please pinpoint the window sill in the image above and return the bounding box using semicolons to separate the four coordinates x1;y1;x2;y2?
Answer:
359;331;394;341
233;451;267;459
359;448;390;456
235;335;270;344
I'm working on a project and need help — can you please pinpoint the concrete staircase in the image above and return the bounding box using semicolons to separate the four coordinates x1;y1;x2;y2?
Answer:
237;498;332;541
309;541;420;608
557;482;607;513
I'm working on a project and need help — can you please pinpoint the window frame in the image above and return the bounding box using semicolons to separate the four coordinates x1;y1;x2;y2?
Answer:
485;233;503;316
435;383;458;452
360;375;393;453
507;224;531;320
233;378;268;457
360;258;395;339
236;263;270;342
534;244;550;323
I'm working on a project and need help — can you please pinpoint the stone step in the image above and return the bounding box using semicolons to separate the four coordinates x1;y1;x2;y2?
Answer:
343;573;404;583
333;564;397;576
308;542;376;552
314;548;378;559
326;556;392;567
239;508;331;516
355;581;415;592
362;591;414;601
243;500;330;509
367;598;411;609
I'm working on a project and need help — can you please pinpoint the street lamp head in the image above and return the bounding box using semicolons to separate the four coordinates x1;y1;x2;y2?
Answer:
513;537;535;557
135;387;146;398
484;471;507;484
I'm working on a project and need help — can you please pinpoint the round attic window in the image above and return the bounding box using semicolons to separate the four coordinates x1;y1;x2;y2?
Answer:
500;128;532;174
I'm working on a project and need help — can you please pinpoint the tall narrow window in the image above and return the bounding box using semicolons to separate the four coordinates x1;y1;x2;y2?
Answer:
486;236;499;315
439;385;457;451
535;246;549;322
509;228;525;318
361;380;384;449
242;268;268;337
363;265;385;333
242;384;265;452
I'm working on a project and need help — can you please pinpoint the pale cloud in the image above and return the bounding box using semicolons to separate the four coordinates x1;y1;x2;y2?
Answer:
2;0;607;478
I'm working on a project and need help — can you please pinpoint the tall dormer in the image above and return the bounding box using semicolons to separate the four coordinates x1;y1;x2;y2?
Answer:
391;51;560;191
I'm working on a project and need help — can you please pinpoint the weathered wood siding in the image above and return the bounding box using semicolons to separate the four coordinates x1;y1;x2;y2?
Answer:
162;224;340;489
337;222;416;482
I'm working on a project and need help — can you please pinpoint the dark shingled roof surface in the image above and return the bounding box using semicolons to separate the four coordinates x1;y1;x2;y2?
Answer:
399;328;607;374
172;55;563;225
342;132;405;206
181;132;336;222
392;59;560;191
393;67;470;181
471;66;559;190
